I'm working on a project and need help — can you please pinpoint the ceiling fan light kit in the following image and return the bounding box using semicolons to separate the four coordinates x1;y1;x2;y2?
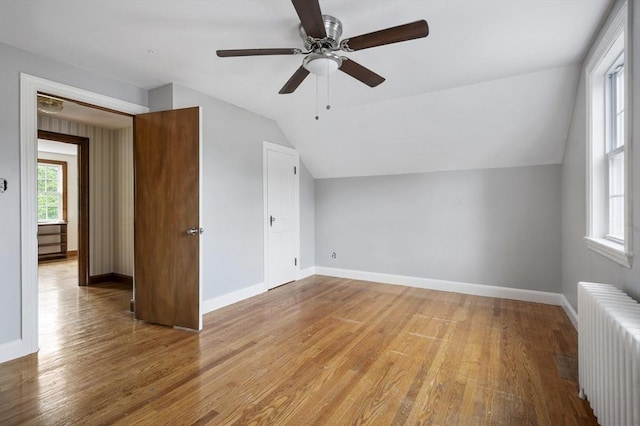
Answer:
37;94;64;114
216;0;429;95
303;51;342;76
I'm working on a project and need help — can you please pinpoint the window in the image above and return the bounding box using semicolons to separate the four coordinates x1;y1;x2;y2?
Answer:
605;57;624;242
37;160;67;223
585;1;632;268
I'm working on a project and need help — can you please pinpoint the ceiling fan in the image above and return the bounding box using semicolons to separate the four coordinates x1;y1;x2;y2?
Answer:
216;0;429;94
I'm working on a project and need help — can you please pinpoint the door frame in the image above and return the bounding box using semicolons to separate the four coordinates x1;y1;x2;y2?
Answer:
12;73;148;361
262;141;300;291
37;130;90;286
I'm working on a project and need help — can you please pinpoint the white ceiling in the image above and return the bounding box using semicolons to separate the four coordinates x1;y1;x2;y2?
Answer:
39;99;133;130
0;0;611;178
38;139;78;156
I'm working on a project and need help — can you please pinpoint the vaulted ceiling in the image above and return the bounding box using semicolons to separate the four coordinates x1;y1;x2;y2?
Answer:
0;0;611;178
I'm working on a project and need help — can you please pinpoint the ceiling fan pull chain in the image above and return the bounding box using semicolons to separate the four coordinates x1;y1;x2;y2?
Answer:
315;75;320;120
326;71;331;111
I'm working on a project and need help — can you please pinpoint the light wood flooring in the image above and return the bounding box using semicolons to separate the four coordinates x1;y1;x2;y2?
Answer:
1;260;597;425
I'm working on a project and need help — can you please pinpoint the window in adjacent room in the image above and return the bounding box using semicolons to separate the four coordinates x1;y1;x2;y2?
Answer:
585;1;632;268
37;160;67;223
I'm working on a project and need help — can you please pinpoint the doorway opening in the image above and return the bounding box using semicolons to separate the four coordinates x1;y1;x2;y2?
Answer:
13;73;149;361
35;92;135;352
37;130;89;285
14;73;204;363
36;92;134;284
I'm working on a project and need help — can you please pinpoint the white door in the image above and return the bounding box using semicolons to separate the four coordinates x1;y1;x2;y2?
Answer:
264;142;299;289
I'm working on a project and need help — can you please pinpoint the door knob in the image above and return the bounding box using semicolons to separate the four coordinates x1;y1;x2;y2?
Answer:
270;215;276;226
187;227;204;236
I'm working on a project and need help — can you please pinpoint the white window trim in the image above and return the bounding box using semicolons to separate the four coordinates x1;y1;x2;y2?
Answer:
584;0;633;268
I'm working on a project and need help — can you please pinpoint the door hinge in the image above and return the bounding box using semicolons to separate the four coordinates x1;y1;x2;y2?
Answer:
294;257;297;266
294;166;297;175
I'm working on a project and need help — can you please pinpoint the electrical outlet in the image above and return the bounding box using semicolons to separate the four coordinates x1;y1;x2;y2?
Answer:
331;252;336;259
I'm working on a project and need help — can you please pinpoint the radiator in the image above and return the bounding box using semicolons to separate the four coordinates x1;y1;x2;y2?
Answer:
578;282;640;426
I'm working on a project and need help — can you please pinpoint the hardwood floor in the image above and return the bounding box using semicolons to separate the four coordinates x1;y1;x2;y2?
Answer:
1;264;597;425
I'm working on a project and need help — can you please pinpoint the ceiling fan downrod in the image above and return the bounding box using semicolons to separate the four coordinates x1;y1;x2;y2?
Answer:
299;14;343;51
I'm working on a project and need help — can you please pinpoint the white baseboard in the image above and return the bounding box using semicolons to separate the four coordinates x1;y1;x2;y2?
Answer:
299;267;316;279
200;267;316;316
202;282;265;314
314;266;565;306
0;339;32;364
560;295;578;329
201;268;316;316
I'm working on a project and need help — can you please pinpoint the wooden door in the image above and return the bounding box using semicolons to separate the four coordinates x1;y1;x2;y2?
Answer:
134;107;201;330
265;147;298;289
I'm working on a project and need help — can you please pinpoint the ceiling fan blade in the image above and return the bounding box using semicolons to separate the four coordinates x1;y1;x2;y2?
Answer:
279;66;310;94
341;20;429;51
216;48;301;57
339;59;385;88
291;0;327;39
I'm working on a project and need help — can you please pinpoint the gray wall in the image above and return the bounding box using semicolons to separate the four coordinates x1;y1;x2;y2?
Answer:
0;43;147;345
151;83;314;300
560;0;640;309
315;165;562;292
300;161;315;270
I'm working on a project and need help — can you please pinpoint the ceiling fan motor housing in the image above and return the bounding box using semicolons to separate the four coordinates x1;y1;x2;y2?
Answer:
299;14;343;50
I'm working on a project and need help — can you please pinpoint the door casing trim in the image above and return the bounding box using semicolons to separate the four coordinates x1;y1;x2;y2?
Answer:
10;73;148;362
37;130;90;286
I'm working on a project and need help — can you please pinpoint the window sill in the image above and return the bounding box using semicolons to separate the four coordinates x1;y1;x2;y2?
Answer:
584;237;632;268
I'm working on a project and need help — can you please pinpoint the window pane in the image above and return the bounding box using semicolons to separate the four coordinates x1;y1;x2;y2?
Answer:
47;206;58;220
613;66;624;149
615;111;624;148
46;194;59;206
607;148;624;240
616;67;624;113
608;196;624;239
37;193;47;221
46;177;58;192
45;167;57;181
607;63;625;151
609;152;624;196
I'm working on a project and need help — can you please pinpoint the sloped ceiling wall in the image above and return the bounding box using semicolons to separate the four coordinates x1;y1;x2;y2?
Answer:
280;65;579;178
